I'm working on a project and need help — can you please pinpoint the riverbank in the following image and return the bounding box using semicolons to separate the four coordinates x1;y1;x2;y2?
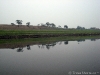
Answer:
0;29;100;39
0;25;100;39
0;36;100;48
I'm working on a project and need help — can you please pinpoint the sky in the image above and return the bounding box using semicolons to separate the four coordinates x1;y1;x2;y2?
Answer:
0;0;100;28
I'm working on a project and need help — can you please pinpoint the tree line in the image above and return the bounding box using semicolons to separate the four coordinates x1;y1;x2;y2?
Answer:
11;20;68;29
11;20;30;27
11;20;99;29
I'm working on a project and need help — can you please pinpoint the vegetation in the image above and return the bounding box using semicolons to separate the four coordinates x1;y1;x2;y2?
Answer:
0;36;100;44
77;26;85;29
16;20;23;26
64;25;68;29
26;22;30;27
0;29;100;36
0;22;100;39
11;23;15;25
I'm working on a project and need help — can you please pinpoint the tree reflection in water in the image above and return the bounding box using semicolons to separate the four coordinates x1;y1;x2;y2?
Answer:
38;42;56;50
64;41;68;45
16;45;31;52
91;39;96;41
59;41;62;45
77;39;85;42
41;44;45;49
27;45;31;50
37;41;69;50
13;39;97;52
38;45;40;48
45;43;56;50
17;47;23;52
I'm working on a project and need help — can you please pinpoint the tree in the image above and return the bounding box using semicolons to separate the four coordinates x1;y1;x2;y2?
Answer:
11;23;15;25
16;20;23;26
77;26;85;29
41;23;46;26
37;24;40;26
46;22;50;27
90;27;96;29
51;23;56;27
77;26;81;29
26;22;30;27
82;27;85;29
46;22;56;28
64;25;68;29
58;25;61;28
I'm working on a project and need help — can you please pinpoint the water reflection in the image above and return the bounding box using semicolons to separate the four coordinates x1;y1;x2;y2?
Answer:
64;41;68;45
38;42;56;50
91;39;96;41
10;41;69;51
77;39;85;42
46;42;56;49
27;45;31;50
17;47;23;52
0;38;99;52
0;38;100;75
58;41;62;45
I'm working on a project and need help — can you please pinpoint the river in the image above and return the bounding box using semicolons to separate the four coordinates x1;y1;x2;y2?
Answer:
0;38;100;75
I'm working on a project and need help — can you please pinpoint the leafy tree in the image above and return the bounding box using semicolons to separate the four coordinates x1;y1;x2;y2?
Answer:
46;22;50;27
51;23;56;27
37;24;40;26
90;27;96;29
16;20;23;26
58;25;61;28
41;23;46;26
26;22;30;27
11;23;15;25
64;25;68;29
82;27;85;29
77;26;85;29
46;22;56;27
77;26;81;29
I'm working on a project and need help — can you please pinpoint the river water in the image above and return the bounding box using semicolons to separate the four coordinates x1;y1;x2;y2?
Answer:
0;39;100;75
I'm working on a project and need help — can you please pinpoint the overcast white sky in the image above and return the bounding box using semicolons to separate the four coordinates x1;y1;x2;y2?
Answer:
0;0;100;28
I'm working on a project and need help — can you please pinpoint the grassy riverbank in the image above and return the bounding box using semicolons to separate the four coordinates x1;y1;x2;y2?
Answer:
0;29;100;35
0;36;100;44
0;36;100;48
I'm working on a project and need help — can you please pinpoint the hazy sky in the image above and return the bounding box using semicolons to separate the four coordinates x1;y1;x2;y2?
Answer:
0;0;100;28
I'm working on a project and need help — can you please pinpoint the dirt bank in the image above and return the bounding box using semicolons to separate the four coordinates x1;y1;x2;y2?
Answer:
0;24;55;30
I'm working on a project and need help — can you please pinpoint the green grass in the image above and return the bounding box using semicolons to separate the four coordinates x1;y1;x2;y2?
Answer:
0;29;100;36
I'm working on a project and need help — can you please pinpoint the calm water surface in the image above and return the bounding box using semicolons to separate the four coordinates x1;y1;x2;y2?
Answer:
0;39;100;75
